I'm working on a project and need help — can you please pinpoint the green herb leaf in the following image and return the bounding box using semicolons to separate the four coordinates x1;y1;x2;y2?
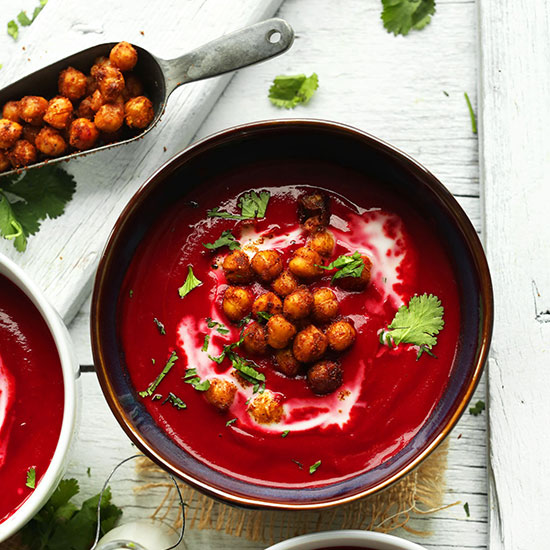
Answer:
153;317;166;335
7;20;18;40
26;467;36;489
32;0;48;22
464;501;470;517
229;352;265;386
206;317;230;334
226;418;237;427
202;334;210;352
208;190;270;220
464;92;477;134
86;467;91;478
162;392;186;410
138;351;178;398
129;289;134;298
291;459;303;469
17;11;32;26
281;430;290;438
184;368;211;392
178;266;202;298
256;311;273;323
380;294;444;351
205;207;250;221
381;0;435;36
269;73;319;109
318;251;364;283
469;400;485;416
309;460;322;474
203;230;241;251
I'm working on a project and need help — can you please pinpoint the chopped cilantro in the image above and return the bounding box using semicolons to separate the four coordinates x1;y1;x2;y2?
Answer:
26;467;36;489
32;0;48;21
381;0;435;36
281;430;290;438
237;313;253;328
86;467;91;478
464;502;470;517
380;294;444;356
309;460;322;474
17;11;32;26
291;459;303;469
202;334;210;351
229;352;265;387
138;351;178;397
269;73;319;109
464;92;477;134
0;166;76;252
184;368;211;391
469;400;485;416
206;317;230;334
178;266;202;298
207;190;270;220
129;289;134;298
7;20;18;39
318;251;364;283
7;2;47;41
152;393;162;401
162;392;187;410
203;230;241;251
256;311;273;323
153;317;166;335
226;418;237;427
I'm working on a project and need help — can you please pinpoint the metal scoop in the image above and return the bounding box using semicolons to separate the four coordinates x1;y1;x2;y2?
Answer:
0;18;294;177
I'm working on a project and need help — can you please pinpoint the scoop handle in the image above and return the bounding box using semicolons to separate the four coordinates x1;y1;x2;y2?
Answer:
159;18;294;94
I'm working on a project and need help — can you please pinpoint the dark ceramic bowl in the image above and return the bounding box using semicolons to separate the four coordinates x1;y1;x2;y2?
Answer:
91;119;493;510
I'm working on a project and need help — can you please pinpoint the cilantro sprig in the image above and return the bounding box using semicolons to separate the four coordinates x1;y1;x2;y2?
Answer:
162;392;187;409
138;351;178;398
26;466;36;489
381;0;435;36
206;317;230;334
203;230;240;251
318;251;364;283
178;266;202;298
184;368;211;392
207;190;270;221
0;166;76;252
7;0;48;41
469;400;485;416
269;73;319;109
380;294;444;358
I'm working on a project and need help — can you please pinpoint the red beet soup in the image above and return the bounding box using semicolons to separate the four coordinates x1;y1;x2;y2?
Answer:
119;161;460;487
0;274;64;521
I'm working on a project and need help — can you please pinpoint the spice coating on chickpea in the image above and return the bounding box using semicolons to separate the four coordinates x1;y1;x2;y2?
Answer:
283;286;313;321
252;292;282;318
22;125;41;146
8;140;37;168
312;288;339;323
76;96;95;120
0;119;23;149
293;325;328;363
2;101;20;122
307;361;343;395
272;269;298;297
326;320;357;352
204;378;237;412
58;67;88;101
309;229;335;257
274;348;302;378
298;192;330;225
90;56;111;79
0;151;10;172
266;314;297;349
43;97;73;129
288;246;324;280
222;286;253;322
223;250;254;284
124;96;154;129
247;391;284;424
109;41;138;72
69;118;99;150
335;255;373;291
251;249;283;282
96;64;125;102
19;96;48;127
35;127;67;157
242;321;268;355
94;103;124;133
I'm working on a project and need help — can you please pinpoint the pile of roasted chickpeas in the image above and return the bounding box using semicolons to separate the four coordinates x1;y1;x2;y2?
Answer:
204;192;373;423
0;41;154;172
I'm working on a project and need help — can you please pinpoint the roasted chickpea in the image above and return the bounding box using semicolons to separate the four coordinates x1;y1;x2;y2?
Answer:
266;314;297;349
293;325;328;363
334;255;373;291
19;96;48;126
303;215;326;235
307;361;343;395
204;378;237;412
250;249;283;282
310;229;335;257
58;67;87;100
326;320;357;352
85;75;97;96
222;250;254;284
283;286;313;321
22;125;41;146
8;140;36;168
35;127;67;157
242;321;268;355
272;269;298;297
312;288;339;323
94;103;124;133
274;348;302;378
110;41;138;72
298;192;330;224
248;391;284;424
90;56;111;79
90;89;106;113
222;286;253;322
123;74;144;99
76;96;95;120
288;246;323;280
0;150;10;172
124;96;154;129
43;97;73;130
69;118;99;150
96;64;125;102
2;101;20;122
252;291;282;318
0;119;23;149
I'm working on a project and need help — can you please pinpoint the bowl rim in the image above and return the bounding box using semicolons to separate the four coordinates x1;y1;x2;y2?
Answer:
91;118;493;510
0;253;78;541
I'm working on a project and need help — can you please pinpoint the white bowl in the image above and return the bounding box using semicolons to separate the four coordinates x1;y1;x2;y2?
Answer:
266;530;428;550
0;253;79;542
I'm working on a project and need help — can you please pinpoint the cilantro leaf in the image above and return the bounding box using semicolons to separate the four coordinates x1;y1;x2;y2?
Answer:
381;0;436;36
206;317;230;334
138;351;178;397
208;190;270;220
464;92;477;134
178;266;202;298
153;317;166;335
162;392;187;409
17;11;32;26
309;460;322;474
464;502;470;517
469;400;485;416
381;294;444;352
256;311;273;323
26;466;36;489
281;430;290;438
32;0;48;22
269;73;319;109
7;20;18;40
0;192;26;251
184;368;211;391
226;418;237;427
318;251;364;283
203;230;241;251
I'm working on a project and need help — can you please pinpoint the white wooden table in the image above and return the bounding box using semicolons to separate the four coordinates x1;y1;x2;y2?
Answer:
7;0;543;548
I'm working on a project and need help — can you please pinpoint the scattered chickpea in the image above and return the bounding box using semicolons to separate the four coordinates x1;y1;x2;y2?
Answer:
222;286;253;322
58;67;88;101
123;74;144;100
283;286;313;321
204;378;237;412
266;314;297;349
293;325;328;363
288;246;324;280
309;229;335;257
94;103;125;133
96;64;125;102
247;391;284;424
76;96;95;120
307;361;343;395
242;321;268;355
19;96;48;126
69;118;99;150
272;269;298;297
2;101;20;122
326;320;357;352
298;192;330;225
334;255;372;291
43;96;73;129
0;150;10;172
124;96;154;129
274;348;302;378
35;127;67;157
312;288;339;323
21;125;40;146
110;41;138;72
223;250;254;285
252;291;283;318
8;139;36;167
0;119;23;149
251;249;283;282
